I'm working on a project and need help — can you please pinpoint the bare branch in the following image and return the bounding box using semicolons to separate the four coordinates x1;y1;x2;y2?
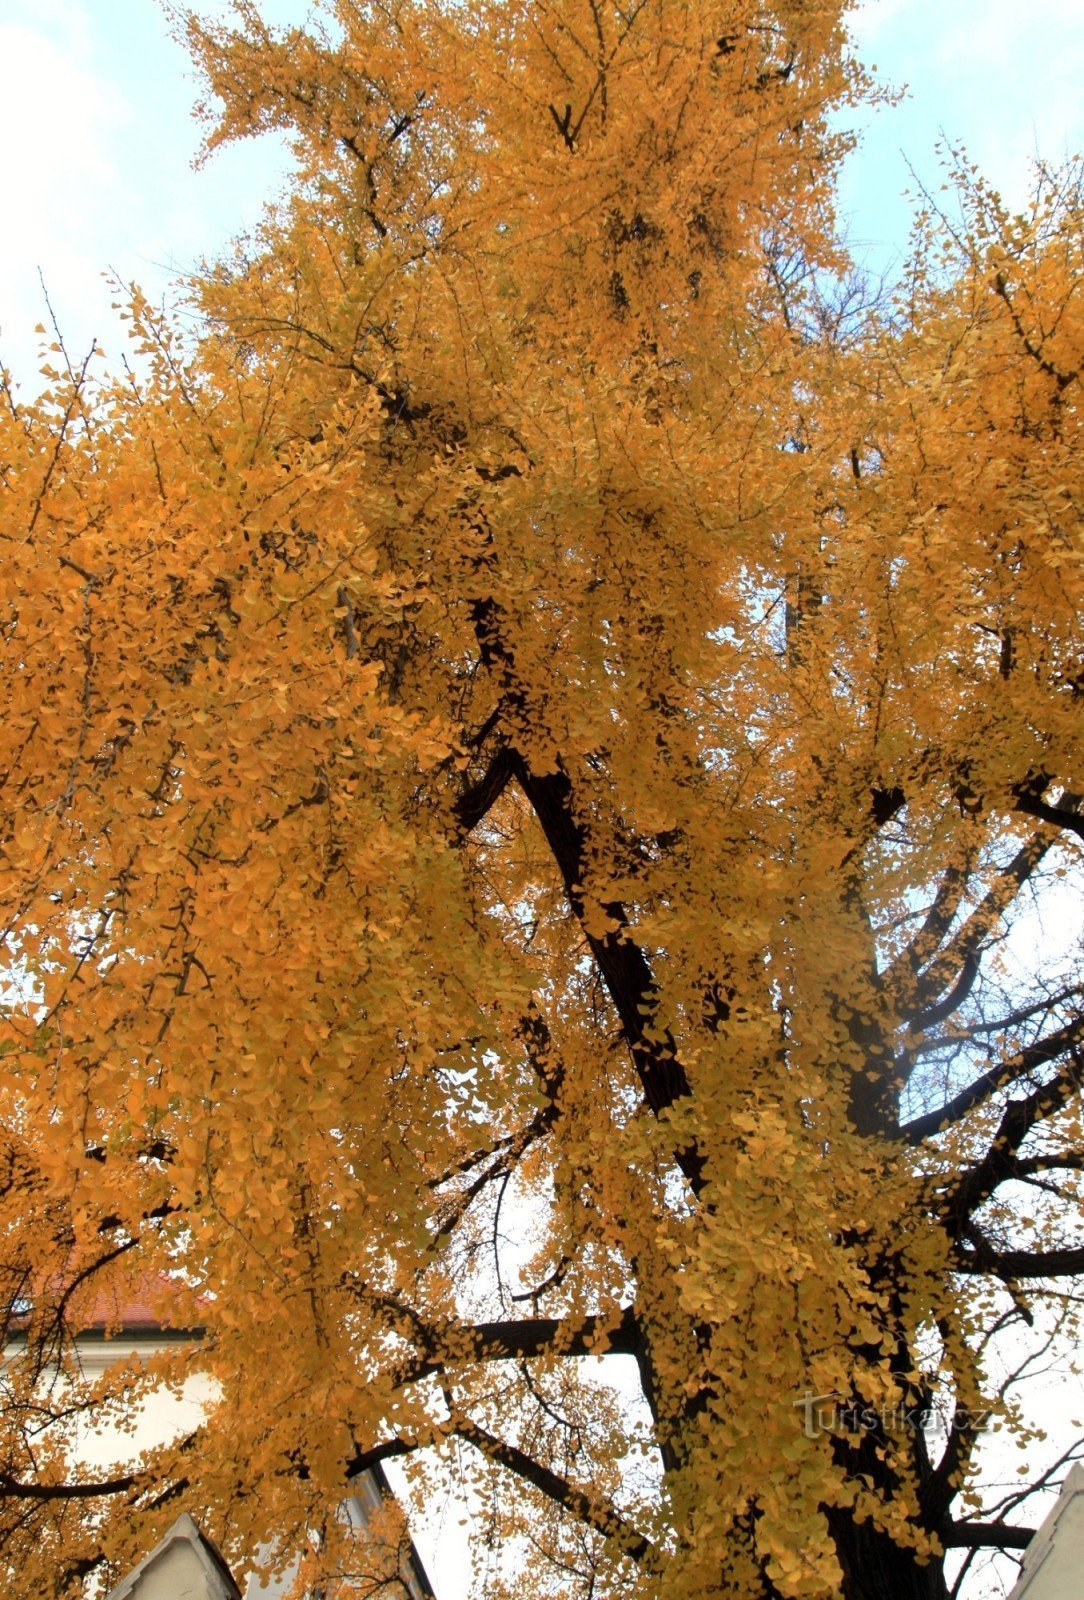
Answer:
905;985;1084;1058
955;1243;1084;1279
891;834;1053;1025
452;1412;652;1561
508;752;703;1192
899;1015;1084;1144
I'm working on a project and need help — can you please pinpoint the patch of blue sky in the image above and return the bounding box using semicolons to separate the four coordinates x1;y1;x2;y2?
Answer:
836;0;1084;281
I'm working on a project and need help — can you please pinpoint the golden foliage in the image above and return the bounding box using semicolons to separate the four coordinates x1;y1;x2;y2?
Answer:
0;5;1081;1598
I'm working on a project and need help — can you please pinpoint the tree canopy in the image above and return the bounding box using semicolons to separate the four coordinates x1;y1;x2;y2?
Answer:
1;3;1082;1597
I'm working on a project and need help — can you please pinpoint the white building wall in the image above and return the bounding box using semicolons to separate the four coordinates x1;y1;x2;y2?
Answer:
1008;1464;1084;1600
15;1332;435;1599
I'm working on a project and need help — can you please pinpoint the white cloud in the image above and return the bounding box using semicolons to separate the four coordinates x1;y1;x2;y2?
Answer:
0;0;296;390
847;0;913;47
0;12;128;378
836;0;1083;269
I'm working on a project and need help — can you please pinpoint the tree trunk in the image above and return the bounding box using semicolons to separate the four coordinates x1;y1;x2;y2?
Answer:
830;1511;950;1600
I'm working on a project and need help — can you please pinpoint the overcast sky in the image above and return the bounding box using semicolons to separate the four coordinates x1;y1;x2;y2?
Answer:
1;0;1082;389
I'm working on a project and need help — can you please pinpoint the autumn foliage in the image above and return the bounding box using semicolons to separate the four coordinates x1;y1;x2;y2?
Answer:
1;2;1082;1598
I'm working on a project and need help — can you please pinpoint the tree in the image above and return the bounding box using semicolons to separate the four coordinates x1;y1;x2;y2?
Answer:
0;2;1081;1597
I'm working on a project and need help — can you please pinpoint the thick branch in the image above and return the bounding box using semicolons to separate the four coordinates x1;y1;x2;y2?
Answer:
883;847;977;999
461;590;702;1191
1014;786;1084;842
452;1412;651;1561
891;834;1052;1024
911;953;980;1032
944;1046;1084;1221
462;1306;640;1363
1012;1152;1084;1181
0;1469;136;1501
508;753;702;1192
344;1439;417;1477
941;1519;1034;1551
899;1015;1084;1144
955;1242;1084;1279
454;746;516;832
396;1306;642;1385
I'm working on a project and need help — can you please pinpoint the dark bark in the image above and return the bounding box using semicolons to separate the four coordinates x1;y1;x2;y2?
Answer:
901;1014;1084;1144
828;1510;951;1600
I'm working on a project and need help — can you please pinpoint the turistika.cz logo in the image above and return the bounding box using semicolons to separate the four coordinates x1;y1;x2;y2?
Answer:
794;1391;992;1441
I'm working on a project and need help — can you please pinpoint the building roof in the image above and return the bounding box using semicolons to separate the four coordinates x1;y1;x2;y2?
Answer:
9;1279;438;1598
102;1513;241;1600
5;1267;203;1344
6;1271;205;1342
73;1273;204;1339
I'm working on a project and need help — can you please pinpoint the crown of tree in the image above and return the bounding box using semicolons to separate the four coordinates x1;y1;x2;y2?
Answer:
1;3;1082;1598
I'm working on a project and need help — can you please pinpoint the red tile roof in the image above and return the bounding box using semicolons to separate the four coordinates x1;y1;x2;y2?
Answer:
8;1272;205;1340
76;1273;205;1336
79;1283;183;1335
